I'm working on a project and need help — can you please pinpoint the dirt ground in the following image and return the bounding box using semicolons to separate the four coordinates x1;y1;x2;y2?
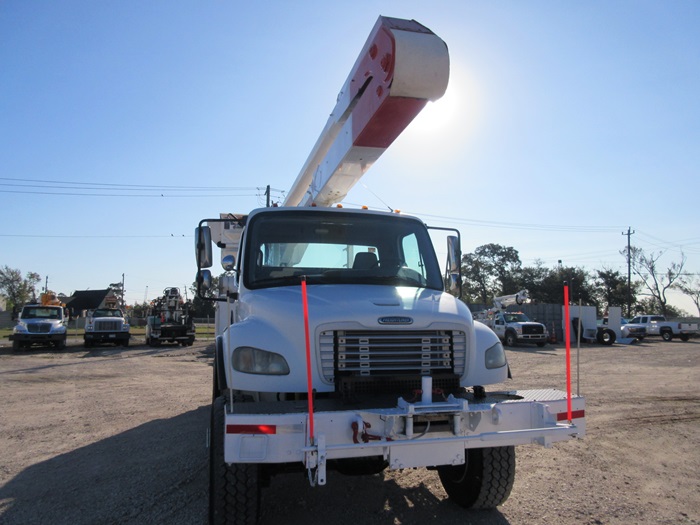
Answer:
0;335;698;525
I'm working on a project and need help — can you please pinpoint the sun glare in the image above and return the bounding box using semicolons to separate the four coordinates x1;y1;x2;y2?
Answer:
406;64;480;140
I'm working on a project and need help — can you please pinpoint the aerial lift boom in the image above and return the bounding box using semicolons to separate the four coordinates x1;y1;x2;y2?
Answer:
283;16;449;208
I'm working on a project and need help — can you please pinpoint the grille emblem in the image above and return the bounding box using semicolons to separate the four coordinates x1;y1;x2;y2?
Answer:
378;316;413;325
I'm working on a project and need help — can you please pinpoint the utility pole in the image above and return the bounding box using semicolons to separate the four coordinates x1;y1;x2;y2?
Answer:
121;273;125;309
622;227;635;317
265;185;271;207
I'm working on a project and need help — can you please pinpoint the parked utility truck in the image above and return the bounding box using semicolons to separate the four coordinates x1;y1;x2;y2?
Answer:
472;290;549;347
146;287;195;347
10;292;68;350
196;17;584;525
84;307;130;347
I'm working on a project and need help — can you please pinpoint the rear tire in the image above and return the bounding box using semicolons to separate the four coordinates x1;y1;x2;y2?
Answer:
680;334;690;342
209;397;261;525
597;328;616;346
438;446;515;509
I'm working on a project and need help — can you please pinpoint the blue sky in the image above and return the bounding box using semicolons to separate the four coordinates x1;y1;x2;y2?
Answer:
1;1;699;313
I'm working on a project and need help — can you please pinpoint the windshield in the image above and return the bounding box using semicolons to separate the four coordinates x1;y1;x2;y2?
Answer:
243;210;443;290
504;313;531;323
93;309;122;317
21;307;62;320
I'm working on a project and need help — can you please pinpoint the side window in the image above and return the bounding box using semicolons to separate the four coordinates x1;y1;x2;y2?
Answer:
401;233;425;277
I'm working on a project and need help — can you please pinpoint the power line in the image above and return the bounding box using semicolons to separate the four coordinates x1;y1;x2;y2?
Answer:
0;189;260;198
0;176;259;191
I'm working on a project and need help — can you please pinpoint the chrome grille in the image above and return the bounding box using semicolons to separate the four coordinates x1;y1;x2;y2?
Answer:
28;323;51;334
522;324;544;335
320;330;466;382
95;320;122;332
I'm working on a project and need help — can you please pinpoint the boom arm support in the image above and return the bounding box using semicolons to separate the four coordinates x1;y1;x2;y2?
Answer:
283;16;449;208
493;290;530;311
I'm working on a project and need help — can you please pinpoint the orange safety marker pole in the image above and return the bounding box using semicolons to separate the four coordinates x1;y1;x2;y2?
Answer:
563;282;572;422
301;276;315;445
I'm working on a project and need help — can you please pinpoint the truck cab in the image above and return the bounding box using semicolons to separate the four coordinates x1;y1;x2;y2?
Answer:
84;308;130;347
474;308;549;348
10;304;68;350
197;207;584;524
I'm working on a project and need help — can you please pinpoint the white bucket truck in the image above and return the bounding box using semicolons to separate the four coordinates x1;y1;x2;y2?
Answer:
195;17;585;524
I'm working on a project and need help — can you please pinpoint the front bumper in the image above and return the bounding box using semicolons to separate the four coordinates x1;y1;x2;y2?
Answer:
222;389;584;484
84;332;130;343
517;334;548;342
10;333;66;343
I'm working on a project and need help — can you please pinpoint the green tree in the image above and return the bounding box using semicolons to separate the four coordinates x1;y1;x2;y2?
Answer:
109;280;125;308
0;266;41;312
461;243;521;304
593;267;639;314
634;297;687;318
189;276;220;318
521;262;595;307
129;301;151;319
622;247;685;317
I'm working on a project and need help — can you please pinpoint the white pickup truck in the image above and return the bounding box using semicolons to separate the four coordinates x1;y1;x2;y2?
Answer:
628;314;698;342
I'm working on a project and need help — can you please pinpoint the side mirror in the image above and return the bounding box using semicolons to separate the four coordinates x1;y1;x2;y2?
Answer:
446;235;462;296
197;269;213;293
195;225;213;269
222;254;235;272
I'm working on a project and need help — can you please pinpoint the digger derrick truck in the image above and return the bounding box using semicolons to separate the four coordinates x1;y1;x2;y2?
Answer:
472;290;549;347
145;287;195;347
195;17;584;525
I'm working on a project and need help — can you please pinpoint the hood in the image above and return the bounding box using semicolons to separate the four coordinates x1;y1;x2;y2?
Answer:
238;284;472;329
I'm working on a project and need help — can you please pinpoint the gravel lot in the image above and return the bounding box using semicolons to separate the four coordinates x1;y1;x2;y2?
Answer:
0;335;698;525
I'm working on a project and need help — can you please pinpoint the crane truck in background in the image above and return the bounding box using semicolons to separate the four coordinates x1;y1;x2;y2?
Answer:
145;287;195;347
195;17;584;525
472;290;549;347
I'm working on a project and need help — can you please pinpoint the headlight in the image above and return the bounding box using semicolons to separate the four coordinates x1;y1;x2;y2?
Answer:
13;323;27;333
233;347;290;375
85;324;94;332
52;325;67;334
485;342;507;369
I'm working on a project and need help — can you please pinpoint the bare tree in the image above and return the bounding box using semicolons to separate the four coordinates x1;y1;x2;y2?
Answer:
676;274;700;316
622;247;686;316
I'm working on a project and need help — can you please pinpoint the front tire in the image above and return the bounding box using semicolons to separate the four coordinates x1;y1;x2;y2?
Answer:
504;331;517;347
438;446;515;509
209;396;261;525
661;330;673;342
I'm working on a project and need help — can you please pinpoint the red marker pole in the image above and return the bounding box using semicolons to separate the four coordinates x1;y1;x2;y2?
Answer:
563;282;572;422
301;276;315;445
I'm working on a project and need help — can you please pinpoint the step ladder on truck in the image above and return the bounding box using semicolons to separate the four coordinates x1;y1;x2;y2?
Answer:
194;16;585;525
